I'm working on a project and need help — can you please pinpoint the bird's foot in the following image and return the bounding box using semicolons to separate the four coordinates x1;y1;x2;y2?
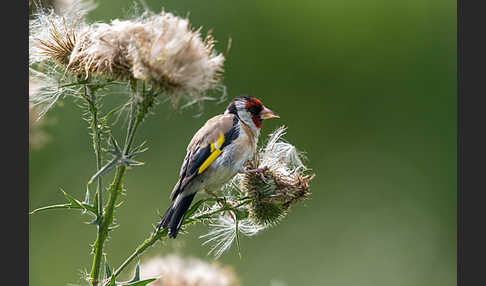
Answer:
204;190;235;221
239;165;268;174
239;166;269;182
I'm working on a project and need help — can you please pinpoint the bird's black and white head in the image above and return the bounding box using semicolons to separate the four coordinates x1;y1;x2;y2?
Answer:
225;96;279;132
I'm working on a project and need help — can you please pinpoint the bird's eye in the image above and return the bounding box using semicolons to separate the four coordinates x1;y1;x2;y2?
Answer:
247;106;261;115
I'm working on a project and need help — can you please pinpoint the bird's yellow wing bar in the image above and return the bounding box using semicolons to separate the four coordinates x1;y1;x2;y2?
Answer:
198;133;225;174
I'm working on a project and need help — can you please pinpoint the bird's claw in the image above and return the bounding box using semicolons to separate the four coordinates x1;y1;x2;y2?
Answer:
240;165;268;174
240;166;269;182
204;190;236;221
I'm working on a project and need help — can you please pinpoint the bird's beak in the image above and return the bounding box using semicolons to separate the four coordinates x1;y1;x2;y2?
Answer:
261;106;280;120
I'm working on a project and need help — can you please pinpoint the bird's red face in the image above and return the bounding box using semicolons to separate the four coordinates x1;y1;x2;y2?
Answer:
243;97;279;129
225;96;279;130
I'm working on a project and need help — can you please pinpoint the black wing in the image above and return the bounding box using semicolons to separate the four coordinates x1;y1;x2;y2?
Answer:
169;118;239;200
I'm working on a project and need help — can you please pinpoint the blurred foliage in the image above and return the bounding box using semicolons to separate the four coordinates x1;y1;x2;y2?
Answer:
29;0;456;285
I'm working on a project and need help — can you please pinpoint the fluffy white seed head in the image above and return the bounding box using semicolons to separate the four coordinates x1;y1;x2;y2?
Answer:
200;214;264;258
30;4;225;105
260;126;307;173
239;126;313;226
29;0;92;65
128;12;225;99
139;254;240;286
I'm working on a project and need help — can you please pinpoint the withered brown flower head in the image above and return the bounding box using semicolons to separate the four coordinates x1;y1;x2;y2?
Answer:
241;126;314;226
29;0;91;65
37;20;77;65
200;126;314;258
30;4;225;104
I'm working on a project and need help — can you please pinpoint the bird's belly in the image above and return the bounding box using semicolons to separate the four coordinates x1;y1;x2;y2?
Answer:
199;142;253;191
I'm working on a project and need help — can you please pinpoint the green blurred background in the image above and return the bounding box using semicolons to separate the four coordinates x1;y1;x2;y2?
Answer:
29;0;457;285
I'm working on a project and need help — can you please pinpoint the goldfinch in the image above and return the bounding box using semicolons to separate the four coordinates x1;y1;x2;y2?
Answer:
158;96;279;238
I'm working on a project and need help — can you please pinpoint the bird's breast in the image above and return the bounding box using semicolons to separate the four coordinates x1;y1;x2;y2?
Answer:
203;130;255;189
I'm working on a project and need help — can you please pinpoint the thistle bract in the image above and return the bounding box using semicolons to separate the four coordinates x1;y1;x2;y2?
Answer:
241;126;313;227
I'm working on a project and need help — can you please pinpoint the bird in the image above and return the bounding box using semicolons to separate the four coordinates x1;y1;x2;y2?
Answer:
157;96;280;238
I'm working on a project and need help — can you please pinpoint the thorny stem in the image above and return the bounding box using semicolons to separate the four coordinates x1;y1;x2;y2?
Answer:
90;81;152;286
110;198;252;281
111;228;168;280
83;82;107;285
90;165;126;285
84;84;104;217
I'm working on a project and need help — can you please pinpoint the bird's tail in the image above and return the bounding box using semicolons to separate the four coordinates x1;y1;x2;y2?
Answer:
157;192;196;238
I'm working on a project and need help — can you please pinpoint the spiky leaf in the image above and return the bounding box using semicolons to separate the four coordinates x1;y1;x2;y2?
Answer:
30;188;96;215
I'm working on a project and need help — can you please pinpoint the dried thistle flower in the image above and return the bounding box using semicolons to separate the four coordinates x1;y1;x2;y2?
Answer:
30;3;225;105
242;126;314;227
29;1;93;116
200;126;314;257
200;213;264;258
29;0;91;66
139;254;240;286
127;12;225;102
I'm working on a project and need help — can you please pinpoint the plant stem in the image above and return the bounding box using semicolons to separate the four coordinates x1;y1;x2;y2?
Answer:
90;165;126;285
90;139;133;285
112;228;168;279
85;84;104;217
90;81;153;285
83;83;108;286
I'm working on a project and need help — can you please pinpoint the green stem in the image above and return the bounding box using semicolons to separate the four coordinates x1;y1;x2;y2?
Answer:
112;228;168;279
90;81;153;285
90;165;127;285
83;83;108;286
85;84;104;217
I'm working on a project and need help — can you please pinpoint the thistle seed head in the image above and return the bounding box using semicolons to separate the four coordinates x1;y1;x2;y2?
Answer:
200;126;314;258
66;20;137;79
200;214;264;258
139;255;240;286
126;12;225;103
240;126;314;227
29;3;87;66
30;4;225;105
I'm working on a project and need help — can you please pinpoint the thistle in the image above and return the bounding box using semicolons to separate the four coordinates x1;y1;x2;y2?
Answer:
200;126;314;257
200;214;264;259
30;2;225;110
29;0;92;65
242;126;313;226
139;255;240;286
